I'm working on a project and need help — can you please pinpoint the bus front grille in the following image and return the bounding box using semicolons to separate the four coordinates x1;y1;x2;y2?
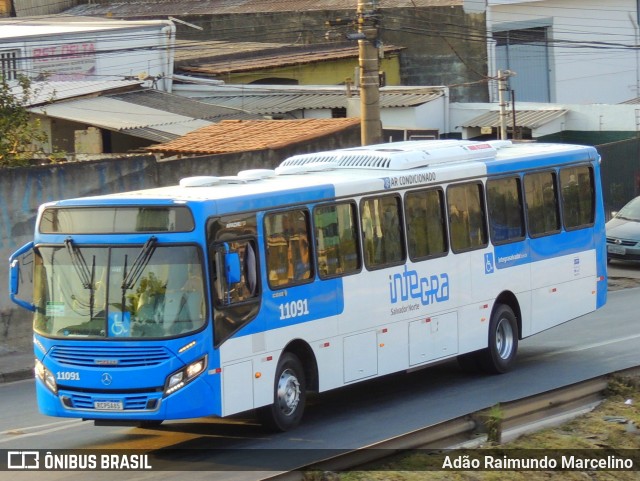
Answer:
50;345;172;368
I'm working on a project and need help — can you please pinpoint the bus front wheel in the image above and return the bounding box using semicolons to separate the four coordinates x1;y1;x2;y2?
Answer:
479;304;518;374
258;352;306;432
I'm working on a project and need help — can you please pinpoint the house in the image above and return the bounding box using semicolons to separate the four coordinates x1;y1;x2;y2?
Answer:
25;87;261;154
174;40;404;87
62;0;489;102
7;1;639;106
0;17;175;91
486;0;640;104
181;84;450;139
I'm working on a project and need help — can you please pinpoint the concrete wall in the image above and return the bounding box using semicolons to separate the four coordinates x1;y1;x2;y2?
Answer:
0;126;361;353
11;0;79;16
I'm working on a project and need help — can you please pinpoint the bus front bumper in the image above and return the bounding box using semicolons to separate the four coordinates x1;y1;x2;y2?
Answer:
36;374;221;421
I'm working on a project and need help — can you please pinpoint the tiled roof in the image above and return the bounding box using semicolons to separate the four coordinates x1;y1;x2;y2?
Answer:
65;1;461;16
147;118;361;154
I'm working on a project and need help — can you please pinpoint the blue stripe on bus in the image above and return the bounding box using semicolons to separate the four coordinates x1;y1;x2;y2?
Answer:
494;228;597;269
248;277;344;338
484;148;599;176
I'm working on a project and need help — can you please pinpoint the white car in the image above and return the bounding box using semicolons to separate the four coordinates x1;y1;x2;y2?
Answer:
606;196;640;262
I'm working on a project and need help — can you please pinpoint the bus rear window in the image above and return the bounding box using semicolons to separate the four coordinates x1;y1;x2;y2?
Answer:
39;206;194;234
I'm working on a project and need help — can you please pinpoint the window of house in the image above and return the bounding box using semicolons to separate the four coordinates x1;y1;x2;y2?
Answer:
0;50;19;81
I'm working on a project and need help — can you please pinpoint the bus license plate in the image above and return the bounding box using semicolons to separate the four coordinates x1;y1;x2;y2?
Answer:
94;401;123;411
608;244;626;255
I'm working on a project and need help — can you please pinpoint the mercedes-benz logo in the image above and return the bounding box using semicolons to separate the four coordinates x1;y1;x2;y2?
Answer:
101;373;112;386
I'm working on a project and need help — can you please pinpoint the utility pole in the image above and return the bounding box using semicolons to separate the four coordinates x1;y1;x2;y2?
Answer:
356;0;383;145
497;69;515;140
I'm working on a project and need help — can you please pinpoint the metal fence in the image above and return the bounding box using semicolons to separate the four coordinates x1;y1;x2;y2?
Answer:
597;138;640;218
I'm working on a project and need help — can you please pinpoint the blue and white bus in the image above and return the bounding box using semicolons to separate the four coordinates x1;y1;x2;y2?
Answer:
9;140;607;431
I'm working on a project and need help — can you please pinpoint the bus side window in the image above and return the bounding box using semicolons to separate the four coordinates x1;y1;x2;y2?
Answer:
265;209;313;288
361;195;405;269
447;182;488;252
405;188;448;260
314;202;361;278
524;171;561;237
486;177;525;244
560;166;594;229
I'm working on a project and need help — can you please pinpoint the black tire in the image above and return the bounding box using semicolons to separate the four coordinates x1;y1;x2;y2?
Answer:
478;304;519;374
258;353;306;432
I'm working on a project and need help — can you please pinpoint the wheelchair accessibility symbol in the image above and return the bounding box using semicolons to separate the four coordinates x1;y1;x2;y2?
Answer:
484;253;495;274
108;312;131;337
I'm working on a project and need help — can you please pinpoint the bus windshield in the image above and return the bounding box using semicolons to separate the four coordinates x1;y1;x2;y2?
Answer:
33;244;206;339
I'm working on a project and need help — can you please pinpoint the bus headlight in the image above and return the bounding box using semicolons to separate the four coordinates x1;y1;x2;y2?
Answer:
164;356;207;397
35;359;57;394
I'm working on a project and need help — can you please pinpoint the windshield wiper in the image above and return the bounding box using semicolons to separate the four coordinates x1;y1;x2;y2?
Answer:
64;237;96;319
121;236;157;291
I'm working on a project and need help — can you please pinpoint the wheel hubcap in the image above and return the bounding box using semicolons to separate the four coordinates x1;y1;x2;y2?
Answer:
276;368;300;416
496;317;514;360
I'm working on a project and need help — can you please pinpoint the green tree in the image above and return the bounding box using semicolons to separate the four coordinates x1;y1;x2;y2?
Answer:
0;75;48;166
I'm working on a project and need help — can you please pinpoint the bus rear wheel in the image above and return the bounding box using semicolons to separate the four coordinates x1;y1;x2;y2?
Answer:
258;352;306;432
479;304;518;374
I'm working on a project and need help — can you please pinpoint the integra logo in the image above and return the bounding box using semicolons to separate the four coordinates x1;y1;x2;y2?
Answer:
389;265;450;305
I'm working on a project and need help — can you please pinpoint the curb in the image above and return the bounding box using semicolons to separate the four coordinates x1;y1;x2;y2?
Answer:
0;368;33;384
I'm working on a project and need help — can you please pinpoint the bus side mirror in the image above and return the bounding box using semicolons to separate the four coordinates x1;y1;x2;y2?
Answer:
9;242;36;312
224;251;242;284
10;259;20;294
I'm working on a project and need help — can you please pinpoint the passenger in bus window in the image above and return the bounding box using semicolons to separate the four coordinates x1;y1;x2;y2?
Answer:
290;235;311;281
